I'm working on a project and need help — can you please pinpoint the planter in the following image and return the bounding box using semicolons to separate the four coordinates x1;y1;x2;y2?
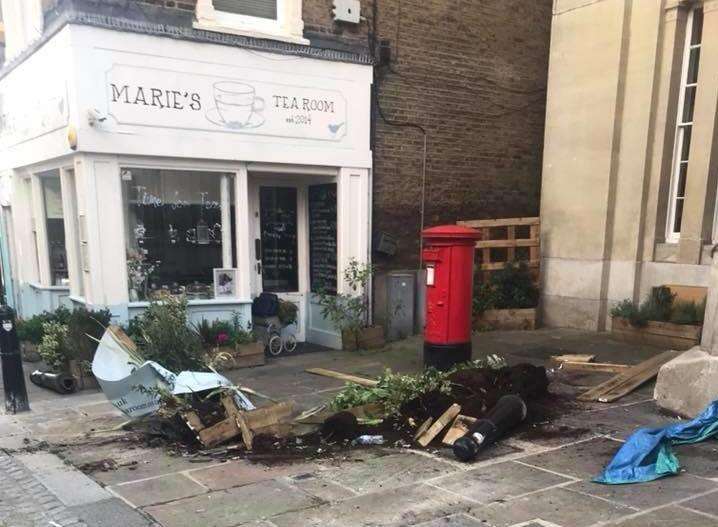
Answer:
342;329;358;351
611;316;701;350
357;325;386;350
212;342;265;370
474;308;537;331
20;341;42;362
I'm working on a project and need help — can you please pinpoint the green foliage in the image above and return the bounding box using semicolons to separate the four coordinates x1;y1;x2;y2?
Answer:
329;355;507;416
67;307;112;362
670;298;706;325
318;258;373;332
472;262;538;314
194;312;254;349
611;287;706;327
131;297;205;372
16;306;71;344
37;322;71;372
278;300;298;326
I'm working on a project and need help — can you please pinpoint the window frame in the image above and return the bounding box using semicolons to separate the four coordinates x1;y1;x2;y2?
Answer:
666;6;703;243
194;0;308;46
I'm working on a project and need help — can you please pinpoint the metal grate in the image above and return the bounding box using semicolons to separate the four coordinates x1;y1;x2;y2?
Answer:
214;0;277;20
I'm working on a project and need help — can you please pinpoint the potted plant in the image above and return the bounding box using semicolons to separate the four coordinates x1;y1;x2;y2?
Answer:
196;313;265;370
473;262;539;330
317;258;385;350
610;286;704;350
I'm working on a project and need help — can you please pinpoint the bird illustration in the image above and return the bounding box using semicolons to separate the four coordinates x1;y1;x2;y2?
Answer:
328;122;345;135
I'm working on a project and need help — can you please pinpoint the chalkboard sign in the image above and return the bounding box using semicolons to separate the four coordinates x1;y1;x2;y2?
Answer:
309;184;337;294
260;187;298;292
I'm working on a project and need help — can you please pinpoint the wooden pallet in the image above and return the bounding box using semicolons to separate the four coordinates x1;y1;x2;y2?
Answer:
457;217;540;273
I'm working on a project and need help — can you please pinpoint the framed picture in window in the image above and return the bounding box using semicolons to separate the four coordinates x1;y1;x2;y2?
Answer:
213;268;238;299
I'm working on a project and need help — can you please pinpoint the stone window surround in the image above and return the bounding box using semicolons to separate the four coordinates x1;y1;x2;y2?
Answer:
194;0;308;46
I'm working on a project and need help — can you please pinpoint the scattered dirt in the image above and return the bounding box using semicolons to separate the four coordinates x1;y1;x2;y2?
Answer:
321;411;359;442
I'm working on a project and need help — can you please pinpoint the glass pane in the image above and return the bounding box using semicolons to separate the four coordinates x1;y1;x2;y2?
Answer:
213;0;277;20
42;177;68;286
674;198;684;233
123;169;233;301
677;162;688;198
687;47;700;85
680;126;692;161
691;8;703;46
682;86;696;123
260;187;298;292
308;184;337;295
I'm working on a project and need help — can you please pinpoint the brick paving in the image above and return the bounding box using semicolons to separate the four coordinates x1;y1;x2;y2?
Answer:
0;453;86;527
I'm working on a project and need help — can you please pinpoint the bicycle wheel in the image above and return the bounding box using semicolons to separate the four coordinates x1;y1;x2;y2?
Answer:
268;334;283;356
283;334;297;353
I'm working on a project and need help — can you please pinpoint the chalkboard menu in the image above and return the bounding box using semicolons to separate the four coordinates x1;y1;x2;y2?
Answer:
260;187;298;292
309;184;337;294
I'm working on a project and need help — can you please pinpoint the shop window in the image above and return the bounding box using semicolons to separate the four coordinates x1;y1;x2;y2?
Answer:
667;6;703;243
122;168;236;301
40;176;68;286
194;0;307;45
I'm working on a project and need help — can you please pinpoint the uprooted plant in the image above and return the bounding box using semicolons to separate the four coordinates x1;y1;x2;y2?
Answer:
329;355;507;416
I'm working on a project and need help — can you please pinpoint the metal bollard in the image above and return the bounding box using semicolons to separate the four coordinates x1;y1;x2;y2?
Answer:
0;305;30;413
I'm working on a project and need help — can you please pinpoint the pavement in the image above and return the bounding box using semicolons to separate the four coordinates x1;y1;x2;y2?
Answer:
2;329;718;526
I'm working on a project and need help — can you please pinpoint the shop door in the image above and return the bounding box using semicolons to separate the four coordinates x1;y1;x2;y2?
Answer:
258;186;305;342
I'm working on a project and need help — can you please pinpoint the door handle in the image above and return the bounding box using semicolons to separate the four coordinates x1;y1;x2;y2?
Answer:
256;262;262;274
254;238;262;260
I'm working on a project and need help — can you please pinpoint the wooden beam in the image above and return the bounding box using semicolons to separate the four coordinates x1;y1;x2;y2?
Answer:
475;239;539;249
305;368;378;387
480;260;540;271
458;217;540;228
417;404;461;447
558;361;630;374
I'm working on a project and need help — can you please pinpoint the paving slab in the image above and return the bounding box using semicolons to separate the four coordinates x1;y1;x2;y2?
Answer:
285;472;357;501
317;451;460;494
464;486;634;527
518;437;625;480
17;451;112;506
431;461;572;504
110;473;207;507
567;474;718;510
188;459;316;491
410;513;486;526
602;504;718;526
672;440;718;479
68;498;154;526
144;479;320;527
271;483;466;527
681;489;718;516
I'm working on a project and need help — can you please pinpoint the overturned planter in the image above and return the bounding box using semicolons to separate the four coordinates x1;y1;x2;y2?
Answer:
474;308;537;331
611;316;701;351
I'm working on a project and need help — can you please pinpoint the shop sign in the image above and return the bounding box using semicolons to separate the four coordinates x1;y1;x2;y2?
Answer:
106;65;348;141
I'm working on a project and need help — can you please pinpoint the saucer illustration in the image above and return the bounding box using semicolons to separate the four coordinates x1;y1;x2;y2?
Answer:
206;107;265;130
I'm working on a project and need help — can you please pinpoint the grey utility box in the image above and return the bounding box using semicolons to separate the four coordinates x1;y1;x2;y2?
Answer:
374;270;417;342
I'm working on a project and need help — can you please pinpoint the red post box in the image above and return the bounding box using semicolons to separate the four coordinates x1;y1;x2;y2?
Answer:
421;225;481;370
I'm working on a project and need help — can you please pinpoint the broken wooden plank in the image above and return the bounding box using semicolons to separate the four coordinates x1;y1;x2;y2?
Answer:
413;417;433;441
305;368;378;387
244;401;296;430
197;419;239;448
236;412;254;451
558;361;630;374
417;404;461;447
551;354;596;364
578;350;682;403
442;415;477;446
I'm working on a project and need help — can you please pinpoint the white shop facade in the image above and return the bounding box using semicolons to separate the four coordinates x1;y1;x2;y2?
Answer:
0;24;373;349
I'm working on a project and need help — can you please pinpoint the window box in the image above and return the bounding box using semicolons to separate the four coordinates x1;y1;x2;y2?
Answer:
474;308;538;331
611;316;701;350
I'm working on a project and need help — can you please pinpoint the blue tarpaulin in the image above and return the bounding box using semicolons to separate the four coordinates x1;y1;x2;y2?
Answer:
594;400;718;484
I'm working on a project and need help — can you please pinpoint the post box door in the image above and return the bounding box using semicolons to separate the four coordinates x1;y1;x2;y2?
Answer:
423;247;451;343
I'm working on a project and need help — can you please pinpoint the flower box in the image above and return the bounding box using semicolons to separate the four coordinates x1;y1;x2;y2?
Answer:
474;308;537;331
212;341;265;370
610;316;701;350
357;325;386;349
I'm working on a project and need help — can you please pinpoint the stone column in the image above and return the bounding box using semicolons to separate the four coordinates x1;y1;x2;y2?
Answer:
678;0;718;263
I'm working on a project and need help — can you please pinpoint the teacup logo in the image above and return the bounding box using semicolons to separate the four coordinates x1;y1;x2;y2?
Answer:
207;81;265;130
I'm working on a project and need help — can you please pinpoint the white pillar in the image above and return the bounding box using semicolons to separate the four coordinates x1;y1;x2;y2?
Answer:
336;167;369;295
234;164;252;300
29;173;51;286
220;174;232;268
60;167;82;298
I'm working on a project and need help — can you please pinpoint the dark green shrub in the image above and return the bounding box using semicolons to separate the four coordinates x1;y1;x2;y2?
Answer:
67;308;112;362
194;312;254;348
489;262;539;310
472;282;497;316
670;298;706;325
610;299;646;327
131;297;205;372
17;306;72;344
639;286;675;323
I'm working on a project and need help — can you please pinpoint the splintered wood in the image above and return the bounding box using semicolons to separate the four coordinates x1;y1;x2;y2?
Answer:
416;404;461;447
183;396;296;449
